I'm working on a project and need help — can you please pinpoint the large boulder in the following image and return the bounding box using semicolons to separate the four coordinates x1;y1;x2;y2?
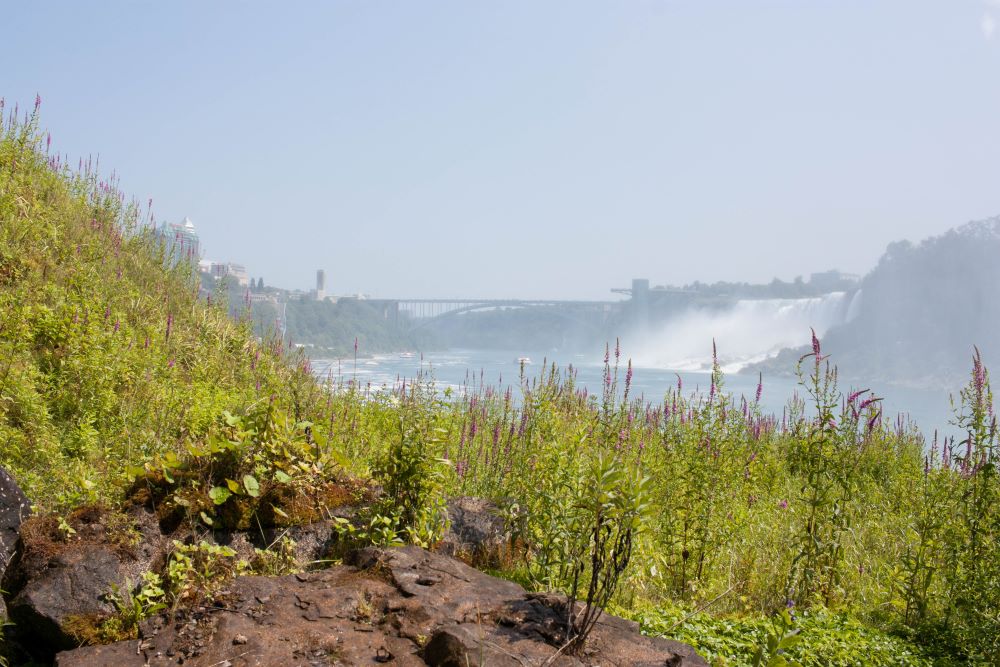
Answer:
2;504;167;658
55;545;707;666
437;496;513;567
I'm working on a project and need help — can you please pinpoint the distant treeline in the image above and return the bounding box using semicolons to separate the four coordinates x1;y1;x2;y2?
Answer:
201;275;435;356
668;271;859;299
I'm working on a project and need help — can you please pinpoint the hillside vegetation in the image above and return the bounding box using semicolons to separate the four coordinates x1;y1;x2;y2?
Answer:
2;107;998;665
0;103;326;508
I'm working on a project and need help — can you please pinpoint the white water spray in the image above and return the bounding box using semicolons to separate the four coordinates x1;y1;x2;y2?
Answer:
631;291;860;372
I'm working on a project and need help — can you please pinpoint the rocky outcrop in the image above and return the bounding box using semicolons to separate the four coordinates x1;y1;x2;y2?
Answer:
1;504;167;656
55;546;707;666
438;496;513;567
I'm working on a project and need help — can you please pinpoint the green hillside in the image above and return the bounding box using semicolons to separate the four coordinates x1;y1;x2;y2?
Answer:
0;107;324;508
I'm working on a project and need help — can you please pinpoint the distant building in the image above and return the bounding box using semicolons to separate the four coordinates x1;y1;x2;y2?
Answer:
158;217;201;260
221;262;249;287
315;269;326;301
200;260;250;287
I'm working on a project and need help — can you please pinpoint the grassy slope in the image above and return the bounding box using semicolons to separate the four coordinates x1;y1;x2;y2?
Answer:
0;110;322;508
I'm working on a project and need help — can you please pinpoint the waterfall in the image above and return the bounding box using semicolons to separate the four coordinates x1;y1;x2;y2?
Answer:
631;291;858;372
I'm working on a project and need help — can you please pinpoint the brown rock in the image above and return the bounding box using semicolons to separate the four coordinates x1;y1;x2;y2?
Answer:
55;545;707;667
437;496;512;567
1;504;168;659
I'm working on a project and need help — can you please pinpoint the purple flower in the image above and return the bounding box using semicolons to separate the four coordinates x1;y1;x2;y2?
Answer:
755;373;763;403
811;328;821;359
847;389;868;405
778;499;789;510
167;358;175;369
866;409;882;434
34;94;41;112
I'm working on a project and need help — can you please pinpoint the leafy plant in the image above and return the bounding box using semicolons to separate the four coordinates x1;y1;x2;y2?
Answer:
102;572;167;640
166;540;245;605
563;453;652;652
370;400;450;548
751;610;802;667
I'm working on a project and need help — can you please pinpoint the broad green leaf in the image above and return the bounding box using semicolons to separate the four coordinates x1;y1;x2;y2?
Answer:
243;474;260;497
209;486;231;505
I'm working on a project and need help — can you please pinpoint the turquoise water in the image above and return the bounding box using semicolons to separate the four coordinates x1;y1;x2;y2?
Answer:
312;347;962;443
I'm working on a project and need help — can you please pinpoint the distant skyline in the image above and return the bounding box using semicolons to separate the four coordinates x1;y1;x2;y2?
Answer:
6;1;1000;299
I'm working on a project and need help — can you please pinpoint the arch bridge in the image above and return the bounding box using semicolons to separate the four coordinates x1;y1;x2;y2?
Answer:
395;298;618;331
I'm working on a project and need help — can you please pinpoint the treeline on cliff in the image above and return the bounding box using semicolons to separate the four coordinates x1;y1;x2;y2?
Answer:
759;217;1000;387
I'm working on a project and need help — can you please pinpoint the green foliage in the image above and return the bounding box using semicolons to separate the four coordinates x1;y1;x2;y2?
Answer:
630;605;942;667
248;296;435;357
166;540;245;605
369;394;450;548
100;572;167;641
564;452;652;651
0;108;337;509
751;610;801;667
311;342;995;663
250;536;299;576
136;403;356;531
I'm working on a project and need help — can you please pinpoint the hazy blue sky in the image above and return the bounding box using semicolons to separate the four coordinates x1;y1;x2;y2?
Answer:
6;1;1000;298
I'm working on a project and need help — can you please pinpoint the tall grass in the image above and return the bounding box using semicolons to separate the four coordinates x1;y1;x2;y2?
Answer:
0;100;321;507
317;338;997;661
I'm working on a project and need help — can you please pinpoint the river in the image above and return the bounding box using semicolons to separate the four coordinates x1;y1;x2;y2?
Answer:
312;347;963;443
